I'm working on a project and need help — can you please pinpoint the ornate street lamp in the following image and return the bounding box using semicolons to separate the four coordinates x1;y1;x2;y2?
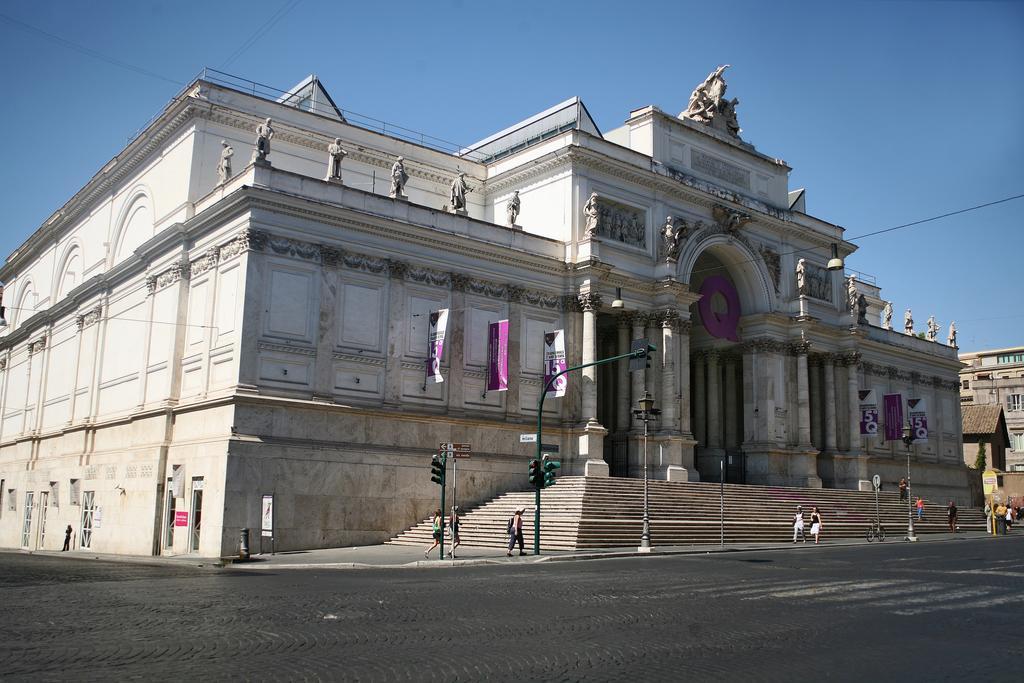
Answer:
633;391;661;551
901;422;918;542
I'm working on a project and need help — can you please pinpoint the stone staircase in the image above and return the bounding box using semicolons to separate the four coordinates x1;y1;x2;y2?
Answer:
387;477;986;551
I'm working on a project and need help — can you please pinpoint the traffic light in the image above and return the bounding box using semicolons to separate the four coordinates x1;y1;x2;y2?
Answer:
528;459;542;487
430;454;446;486
542;456;561;488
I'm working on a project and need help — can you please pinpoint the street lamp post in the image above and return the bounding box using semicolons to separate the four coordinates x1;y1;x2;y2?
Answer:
902;422;918;542
633;391;661;552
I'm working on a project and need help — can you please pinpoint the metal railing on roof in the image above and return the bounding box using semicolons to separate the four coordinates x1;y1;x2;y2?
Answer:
844;268;877;286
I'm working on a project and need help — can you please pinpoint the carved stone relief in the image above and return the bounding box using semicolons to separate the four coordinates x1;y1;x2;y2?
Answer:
802;262;833;301
759;244;781;292
592;197;646;248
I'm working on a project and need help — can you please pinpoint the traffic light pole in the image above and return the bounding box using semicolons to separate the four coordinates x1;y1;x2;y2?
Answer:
533;345;653;555
440;452;447;560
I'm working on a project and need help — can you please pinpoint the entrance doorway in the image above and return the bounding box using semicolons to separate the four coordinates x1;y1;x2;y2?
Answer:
81;491;96;548
163;478;175;552
21;491;34;548
189;478;203;553
38;491;49;548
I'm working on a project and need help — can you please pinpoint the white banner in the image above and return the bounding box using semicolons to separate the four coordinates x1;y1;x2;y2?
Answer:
426;309;449;384
543;330;568;399
171;465;185;498
261;494;274;537
907;397;929;445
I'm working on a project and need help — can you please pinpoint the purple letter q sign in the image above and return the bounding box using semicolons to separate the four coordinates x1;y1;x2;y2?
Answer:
698;275;741;341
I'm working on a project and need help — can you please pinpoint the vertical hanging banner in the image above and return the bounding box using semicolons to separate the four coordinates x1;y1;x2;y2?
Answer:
543;330;568;398
487;320;510;392
425;308;449;384
859;389;879;435
907;398;929;444
261;494;274;538
883;393;903;441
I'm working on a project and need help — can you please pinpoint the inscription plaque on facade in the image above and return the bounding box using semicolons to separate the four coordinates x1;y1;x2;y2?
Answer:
691;149;750;190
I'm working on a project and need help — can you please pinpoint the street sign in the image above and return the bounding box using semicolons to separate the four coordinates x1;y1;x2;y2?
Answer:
519;433;538;443
628;338;649;372
872;474;881;490
541;444;559;453
452;452;471;459
439;442;472;453
982;470;998;495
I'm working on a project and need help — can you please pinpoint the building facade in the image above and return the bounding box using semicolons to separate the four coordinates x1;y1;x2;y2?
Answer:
959;346;1024;471
0;69;968;557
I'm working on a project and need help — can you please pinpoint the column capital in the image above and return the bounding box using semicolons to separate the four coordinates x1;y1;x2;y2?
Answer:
705;348;721;362
659;308;682;329
788;340;812;356
562;294;583;312
616;311;636;328
740;336;787;354
577;292;602;312
678;319;693;334
450;273;470;292
319;245;343;268
506;285;524;303
385;259;408;279
840;351;862;367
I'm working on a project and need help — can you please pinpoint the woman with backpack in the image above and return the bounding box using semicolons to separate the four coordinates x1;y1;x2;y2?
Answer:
506;507;525;556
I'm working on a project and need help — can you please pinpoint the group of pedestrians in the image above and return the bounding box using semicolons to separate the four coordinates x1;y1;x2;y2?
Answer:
424;506;462;559
792;506;824;544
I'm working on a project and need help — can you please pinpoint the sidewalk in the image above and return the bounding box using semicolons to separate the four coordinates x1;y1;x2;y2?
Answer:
5;530;1001;571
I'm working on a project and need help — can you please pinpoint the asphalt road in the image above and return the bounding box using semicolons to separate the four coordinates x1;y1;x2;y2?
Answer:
1;536;1021;681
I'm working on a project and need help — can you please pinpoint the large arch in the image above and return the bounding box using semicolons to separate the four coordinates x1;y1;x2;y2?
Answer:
13;278;37;329
109;186;155;266
676;231;776;315
54;240;83;301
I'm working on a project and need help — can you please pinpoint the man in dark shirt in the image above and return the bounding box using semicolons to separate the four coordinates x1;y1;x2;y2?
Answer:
947;501;958;533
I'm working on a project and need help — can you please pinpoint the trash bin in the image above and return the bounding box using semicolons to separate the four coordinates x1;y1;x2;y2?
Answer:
239;528;250;560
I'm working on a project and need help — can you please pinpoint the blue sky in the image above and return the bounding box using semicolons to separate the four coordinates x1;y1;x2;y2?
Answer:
1;0;1021;350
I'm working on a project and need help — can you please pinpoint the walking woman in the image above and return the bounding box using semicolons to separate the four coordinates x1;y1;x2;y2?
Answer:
447;505;461;558
425;508;442;559
810;506;823;544
507;507;525;556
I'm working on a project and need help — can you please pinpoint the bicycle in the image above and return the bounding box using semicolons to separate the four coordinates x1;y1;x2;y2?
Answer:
865;520;886;542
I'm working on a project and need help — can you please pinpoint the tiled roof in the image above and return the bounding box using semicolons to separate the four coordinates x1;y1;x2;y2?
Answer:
961;404;1005;436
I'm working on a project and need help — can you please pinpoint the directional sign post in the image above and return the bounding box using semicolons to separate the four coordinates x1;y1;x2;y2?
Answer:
439;443;472;537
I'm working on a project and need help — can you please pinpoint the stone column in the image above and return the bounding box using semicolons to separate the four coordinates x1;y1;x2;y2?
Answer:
579;292;602;424
793;341;812;446
723;354;739;449
447;273;469;415
678;320;692;437
576;291;607;477
845;352;862;456
823;354;838;452
660;311;678;432
693;350;706;445
615;312;633;432
383;259;408;406
706;349;722;448
504;286;523;421
808;354;822;448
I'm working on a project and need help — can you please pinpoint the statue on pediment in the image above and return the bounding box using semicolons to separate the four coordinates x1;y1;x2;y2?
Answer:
217;141;233;184
882;301;893;330
857;294;869;325
795;259;807;296
449;172;471;213
712;205;751;236
846;276;858;314
680;65;742;139
327;138;347;181
254;118;274;162
583;192;600;239
662;216;687;261
926;315;939;342
948;321;957;347
904;308;914;335
507;190;520;226
389;156;409;199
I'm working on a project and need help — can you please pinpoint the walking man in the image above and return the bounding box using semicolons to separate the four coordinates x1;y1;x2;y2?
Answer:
916;497;925;521
62;524;72;551
898;478;908;501
947;501;958;533
507;507;525;556
793;506;806;543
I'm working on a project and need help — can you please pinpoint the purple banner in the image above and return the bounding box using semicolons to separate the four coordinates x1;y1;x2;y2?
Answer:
543;330;567;398
907;398;928;444
698;275;741;342
487;320;509;392
426;308;449;384
859;389;879;436
883;393;903;441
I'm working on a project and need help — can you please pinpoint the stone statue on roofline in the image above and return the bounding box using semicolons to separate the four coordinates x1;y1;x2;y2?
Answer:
926;315;939;342
389;156;409;199
326;138;347;181
846;276;858;314
254;118;274;162
948;321;958;347
449;172;471;213
882;301;893;330
507;190;520;226
857;294;869;325
680;65;742;139
904;308;914;335
795;259;807;296
217;140;233;184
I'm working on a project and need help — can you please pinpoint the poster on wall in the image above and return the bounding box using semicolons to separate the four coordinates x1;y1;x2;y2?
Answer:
425;309;449;384
907;398;929;445
171;464;185;498
543;331;568;398
94;507;103;529
487;320;509;392
859;390;879;436
883;393;903;441
174;510;189;527
261;494;274;538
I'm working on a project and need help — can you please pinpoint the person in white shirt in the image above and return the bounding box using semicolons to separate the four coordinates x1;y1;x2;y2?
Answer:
793;506;806;543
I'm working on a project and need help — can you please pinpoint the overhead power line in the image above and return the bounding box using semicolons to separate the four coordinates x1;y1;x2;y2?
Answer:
221;0;303;69
0;12;183;86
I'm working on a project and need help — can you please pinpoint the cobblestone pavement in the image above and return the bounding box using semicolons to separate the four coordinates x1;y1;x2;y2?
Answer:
1;536;1021;681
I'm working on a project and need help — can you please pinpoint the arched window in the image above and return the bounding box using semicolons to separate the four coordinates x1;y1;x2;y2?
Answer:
111;191;154;264
56;246;81;300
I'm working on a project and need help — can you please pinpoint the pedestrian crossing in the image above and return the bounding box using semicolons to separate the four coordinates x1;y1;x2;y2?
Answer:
706;569;1024;616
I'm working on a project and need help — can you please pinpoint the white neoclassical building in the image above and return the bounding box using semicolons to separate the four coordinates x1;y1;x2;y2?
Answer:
0;69;968;557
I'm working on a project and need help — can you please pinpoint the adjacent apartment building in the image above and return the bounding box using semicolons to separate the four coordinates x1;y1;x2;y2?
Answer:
959;346;1024;472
